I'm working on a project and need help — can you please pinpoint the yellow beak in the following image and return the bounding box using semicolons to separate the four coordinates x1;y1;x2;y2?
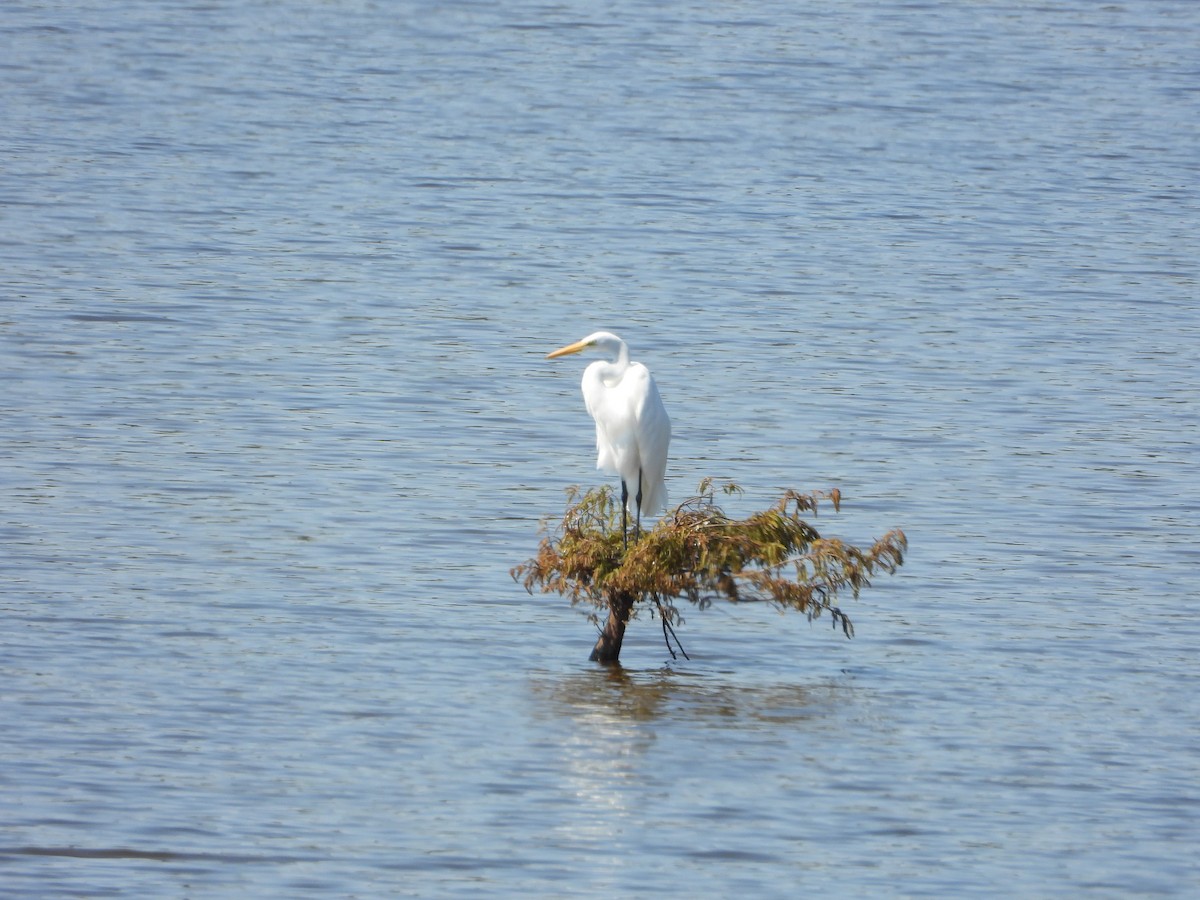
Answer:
546;339;590;360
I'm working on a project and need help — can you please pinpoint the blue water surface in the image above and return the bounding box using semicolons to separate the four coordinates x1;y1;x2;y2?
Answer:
2;1;1198;896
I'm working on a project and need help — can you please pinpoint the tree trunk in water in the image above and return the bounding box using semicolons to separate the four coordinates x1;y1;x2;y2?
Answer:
589;592;635;664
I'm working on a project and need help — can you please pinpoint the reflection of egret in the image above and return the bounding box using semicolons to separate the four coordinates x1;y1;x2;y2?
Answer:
546;331;671;546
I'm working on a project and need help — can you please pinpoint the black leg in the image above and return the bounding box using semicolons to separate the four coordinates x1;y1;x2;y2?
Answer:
634;468;644;542
620;479;629;551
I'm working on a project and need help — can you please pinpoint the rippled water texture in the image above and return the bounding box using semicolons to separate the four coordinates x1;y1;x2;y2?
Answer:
3;1;1198;895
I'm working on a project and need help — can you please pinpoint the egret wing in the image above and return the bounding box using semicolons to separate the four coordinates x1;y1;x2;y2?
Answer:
629;364;671;515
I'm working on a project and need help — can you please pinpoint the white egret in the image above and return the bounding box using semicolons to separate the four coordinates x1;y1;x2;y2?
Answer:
546;331;671;546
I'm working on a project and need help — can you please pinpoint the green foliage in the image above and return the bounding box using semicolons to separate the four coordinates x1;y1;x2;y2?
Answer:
512;480;907;640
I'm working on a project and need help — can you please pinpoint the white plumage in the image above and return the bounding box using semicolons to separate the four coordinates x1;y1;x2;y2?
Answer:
547;331;671;534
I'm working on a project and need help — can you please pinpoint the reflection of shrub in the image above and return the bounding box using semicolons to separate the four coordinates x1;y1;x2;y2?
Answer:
513;479;908;663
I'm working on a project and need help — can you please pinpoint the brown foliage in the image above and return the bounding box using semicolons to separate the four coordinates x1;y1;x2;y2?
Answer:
512;480;907;646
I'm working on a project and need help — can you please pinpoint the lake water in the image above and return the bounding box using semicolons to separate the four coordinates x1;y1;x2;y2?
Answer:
3;0;1198;895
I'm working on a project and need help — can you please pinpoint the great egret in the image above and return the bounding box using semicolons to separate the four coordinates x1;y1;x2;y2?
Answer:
546;331;671;546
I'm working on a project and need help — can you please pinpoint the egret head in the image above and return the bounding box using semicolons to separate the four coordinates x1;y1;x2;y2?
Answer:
546;331;626;361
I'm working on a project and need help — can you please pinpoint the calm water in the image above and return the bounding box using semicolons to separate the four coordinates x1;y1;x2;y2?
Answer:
3;0;1198;895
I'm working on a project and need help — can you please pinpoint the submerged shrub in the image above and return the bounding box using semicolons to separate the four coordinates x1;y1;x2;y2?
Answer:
513;479;907;663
